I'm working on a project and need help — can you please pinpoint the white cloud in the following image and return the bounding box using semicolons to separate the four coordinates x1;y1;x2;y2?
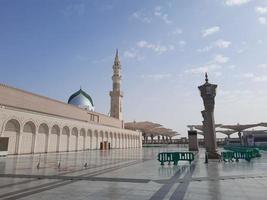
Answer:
258;17;267;24
185;66;209;74
227;65;236;69
257;64;267;69
224;0;252;6
154;6;172;24
132;11;152;23
214;39;231;48
255;6;267;14
241;72;267;82
257;39;263;44
185;64;221;74
137;40;174;54
242;73;254;78
197;46;213;53
213;54;229;64
185;54;229;75
123;50;144;60
141;73;172;81
253;75;267;82
197;39;231;53
202;26;220;37
179;40;186;47
124;51;136;58
61;3;85;16
170;28;183;35
214;72;223;77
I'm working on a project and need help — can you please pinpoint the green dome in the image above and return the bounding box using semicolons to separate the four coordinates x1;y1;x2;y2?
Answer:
68;89;94;111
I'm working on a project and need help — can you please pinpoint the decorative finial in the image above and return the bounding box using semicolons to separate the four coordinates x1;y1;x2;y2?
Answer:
115;48;119;60
114;48;120;64
205;72;208;83
80;85;82;90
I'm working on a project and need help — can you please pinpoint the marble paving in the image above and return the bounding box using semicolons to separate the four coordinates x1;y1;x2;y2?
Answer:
1;146;267;200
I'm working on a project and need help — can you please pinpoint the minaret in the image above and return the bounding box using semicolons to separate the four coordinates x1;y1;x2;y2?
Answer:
110;49;123;120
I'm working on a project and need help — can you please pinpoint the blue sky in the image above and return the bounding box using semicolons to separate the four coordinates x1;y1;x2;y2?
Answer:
1;0;267;137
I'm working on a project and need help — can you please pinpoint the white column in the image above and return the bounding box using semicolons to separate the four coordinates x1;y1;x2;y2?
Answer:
57;131;61;152
76;134;79;151
67;133;70;152
45;131;50;153
31;131;37;153
15;132;22;154
90;133;92;150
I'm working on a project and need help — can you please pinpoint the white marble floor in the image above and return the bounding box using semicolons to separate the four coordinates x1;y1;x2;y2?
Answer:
1;146;267;200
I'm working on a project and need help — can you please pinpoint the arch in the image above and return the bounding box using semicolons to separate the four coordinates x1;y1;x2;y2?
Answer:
79;128;86;150
49;124;60;152
23;121;36;133
21;121;36;154
105;131;108;139
5;119;20;132
69;127;78;151
2;119;20;154
100;131;104;138
61;126;70;151
35;123;49;153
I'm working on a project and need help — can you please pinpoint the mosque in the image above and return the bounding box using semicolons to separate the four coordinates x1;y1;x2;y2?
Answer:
0;50;142;155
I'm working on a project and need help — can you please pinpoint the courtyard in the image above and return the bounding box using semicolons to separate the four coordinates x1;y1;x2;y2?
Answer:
0;146;267;200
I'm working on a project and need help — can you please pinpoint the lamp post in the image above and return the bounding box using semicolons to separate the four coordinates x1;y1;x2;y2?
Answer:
198;73;219;159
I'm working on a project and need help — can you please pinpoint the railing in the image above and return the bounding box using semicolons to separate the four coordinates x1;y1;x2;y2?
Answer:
157;152;194;165
221;146;261;162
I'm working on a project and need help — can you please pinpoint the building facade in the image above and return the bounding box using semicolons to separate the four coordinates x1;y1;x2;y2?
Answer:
0;51;142;155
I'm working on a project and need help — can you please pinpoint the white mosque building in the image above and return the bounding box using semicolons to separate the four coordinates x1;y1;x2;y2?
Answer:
0;50;142;155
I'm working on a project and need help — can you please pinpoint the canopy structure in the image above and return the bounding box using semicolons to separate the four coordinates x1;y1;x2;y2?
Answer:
187;124;222;132
220;123;260;132
258;122;267;128
125;121;179;144
124;121;162;132
216;130;237;138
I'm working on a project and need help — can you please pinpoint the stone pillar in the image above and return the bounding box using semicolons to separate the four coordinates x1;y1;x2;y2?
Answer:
31;131;37;154
45;133;50;153
188;130;199;151
139;132;142;148
198;73;219;159
150;134;154;144
15;132;22;154
57;132;61;152
238;132;243;146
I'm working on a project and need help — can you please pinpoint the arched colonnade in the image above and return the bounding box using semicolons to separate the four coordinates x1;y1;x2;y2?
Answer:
0;118;140;155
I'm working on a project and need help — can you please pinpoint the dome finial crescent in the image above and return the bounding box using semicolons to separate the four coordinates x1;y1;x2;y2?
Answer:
205;72;208;83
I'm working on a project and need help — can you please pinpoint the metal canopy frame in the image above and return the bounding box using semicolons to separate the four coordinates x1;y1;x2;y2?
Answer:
125;121;179;137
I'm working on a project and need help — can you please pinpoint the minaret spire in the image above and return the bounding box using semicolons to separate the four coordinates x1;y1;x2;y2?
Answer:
110;49;123;121
114;48;120;65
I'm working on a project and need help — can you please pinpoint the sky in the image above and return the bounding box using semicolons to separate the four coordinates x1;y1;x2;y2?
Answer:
1;0;267;138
